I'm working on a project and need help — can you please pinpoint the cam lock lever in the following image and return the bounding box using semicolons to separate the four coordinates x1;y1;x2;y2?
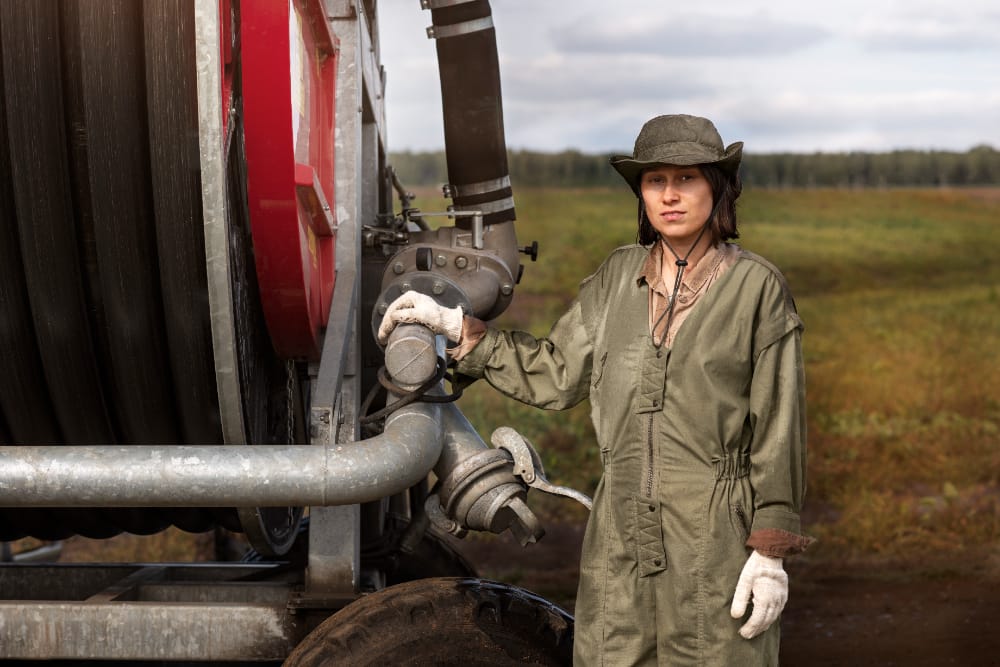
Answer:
491;426;593;511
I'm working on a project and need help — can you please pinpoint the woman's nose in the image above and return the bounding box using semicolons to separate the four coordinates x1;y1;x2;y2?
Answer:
661;183;680;202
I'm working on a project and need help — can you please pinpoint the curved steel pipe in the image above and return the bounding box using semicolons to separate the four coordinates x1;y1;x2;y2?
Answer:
0;402;440;508
0;326;443;509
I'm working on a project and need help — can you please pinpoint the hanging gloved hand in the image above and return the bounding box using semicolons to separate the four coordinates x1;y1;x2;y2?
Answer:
377;291;465;345
730;551;788;639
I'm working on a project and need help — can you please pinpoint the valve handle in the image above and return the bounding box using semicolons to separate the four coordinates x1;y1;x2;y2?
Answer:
520;241;539;262
491;426;593;511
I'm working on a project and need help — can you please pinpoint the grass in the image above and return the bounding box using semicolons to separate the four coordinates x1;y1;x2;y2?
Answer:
412;185;1000;569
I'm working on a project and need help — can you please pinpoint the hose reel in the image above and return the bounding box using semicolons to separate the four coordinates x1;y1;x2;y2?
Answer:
0;0;326;556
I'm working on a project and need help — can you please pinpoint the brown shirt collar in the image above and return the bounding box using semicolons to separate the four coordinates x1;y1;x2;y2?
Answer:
637;240;730;296
637;241;741;346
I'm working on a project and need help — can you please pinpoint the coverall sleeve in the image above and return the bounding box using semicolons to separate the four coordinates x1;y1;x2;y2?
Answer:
746;324;813;555
454;297;593;411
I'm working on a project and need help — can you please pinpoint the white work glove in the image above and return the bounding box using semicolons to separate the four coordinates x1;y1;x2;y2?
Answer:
730;551;788;639
377;291;464;345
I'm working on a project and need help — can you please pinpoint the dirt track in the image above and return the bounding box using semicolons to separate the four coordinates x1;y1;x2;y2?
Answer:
782;568;1000;666
457;520;1000;666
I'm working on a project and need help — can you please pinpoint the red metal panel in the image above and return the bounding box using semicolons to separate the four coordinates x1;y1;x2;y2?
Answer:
240;0;338;359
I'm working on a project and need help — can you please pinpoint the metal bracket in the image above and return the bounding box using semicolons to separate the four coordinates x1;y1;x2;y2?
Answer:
414;209;484;249
426;16;494;40
448;175;511;198
420;0;479;9
491;427;593;511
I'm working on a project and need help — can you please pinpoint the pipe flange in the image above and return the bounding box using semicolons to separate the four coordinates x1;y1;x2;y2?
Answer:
371;274;472;345
438;448;514;516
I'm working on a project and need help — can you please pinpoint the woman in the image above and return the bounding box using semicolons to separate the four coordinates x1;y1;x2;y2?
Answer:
379;114;812;665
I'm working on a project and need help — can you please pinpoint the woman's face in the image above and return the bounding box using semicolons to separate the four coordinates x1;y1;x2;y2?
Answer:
640;165;714;247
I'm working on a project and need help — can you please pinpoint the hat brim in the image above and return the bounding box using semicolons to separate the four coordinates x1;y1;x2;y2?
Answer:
611;141;743;196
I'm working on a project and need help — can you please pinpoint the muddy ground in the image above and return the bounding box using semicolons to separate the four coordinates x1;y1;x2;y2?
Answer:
456;519;1000;666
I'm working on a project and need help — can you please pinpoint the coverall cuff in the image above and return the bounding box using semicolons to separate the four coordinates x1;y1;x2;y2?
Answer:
746;528;816;558
749;507;803;536
447;316;488;362
453;325;500;378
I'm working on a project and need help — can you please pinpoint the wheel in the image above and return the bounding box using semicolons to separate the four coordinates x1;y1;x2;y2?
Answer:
283;577;574;666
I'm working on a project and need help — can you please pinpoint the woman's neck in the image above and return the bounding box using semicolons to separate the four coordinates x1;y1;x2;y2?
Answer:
659;234;711;286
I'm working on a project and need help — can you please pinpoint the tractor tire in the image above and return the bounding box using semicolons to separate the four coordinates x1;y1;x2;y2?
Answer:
284;577;574;666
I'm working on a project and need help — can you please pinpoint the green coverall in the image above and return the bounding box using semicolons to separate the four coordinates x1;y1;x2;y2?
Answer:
456;244;808;666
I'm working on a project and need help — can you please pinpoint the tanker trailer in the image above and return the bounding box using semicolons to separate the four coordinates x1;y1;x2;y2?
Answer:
0;0;587;663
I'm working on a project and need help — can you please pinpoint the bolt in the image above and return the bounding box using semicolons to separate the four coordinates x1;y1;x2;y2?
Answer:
377;303;388;315
432;282;445;295
393;262;405;275
435;254;448;267
455;256;468;269
500;283;513;296
401;283;412;292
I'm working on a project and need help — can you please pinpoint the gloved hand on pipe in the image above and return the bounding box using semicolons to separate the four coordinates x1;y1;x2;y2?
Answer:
730;550;788;639
378;291;465;345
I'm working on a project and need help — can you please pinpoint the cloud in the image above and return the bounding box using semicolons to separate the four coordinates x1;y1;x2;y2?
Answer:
854;9;1000;51
377;0;1000;152
551;12;831;58
713;90;1000;152
500;53;711;106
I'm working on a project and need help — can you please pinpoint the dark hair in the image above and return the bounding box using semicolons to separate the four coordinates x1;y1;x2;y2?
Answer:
636;163;742;246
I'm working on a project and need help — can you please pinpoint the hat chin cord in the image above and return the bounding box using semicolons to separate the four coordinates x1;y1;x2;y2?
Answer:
649;197;721;348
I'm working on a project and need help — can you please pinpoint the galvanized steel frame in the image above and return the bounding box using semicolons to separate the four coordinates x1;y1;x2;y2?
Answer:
195;0;247;446
0;563;312;661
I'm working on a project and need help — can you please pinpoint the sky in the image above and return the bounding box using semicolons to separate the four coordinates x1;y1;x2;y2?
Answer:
376;0;1000;154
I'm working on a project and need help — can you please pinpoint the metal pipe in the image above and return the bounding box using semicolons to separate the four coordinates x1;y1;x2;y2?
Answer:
0;402;439;508
384;324;439;389
0;326;443;509
435;399;489;476
8;542;63;563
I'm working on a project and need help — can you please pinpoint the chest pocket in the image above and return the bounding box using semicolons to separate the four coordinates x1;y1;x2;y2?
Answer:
591;335;645;451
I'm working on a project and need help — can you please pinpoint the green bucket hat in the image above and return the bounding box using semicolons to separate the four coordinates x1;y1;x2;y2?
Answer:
610;114;743;196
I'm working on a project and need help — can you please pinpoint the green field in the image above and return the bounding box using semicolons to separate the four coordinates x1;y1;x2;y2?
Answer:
48;186;1000;574
412;186;1000;570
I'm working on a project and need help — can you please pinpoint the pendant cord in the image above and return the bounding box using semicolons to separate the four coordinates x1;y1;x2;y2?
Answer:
650;197;721;348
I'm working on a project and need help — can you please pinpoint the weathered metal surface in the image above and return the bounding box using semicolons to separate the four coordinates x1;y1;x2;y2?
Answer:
0;602;302;660
0;389;441;507
385;324;440;388
303;0;386;600
195;0;246;447
304;505;362;600
0;563;306;661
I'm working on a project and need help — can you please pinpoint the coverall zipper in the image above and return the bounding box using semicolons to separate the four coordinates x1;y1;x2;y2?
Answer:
734;503;749;541
644;413;655;498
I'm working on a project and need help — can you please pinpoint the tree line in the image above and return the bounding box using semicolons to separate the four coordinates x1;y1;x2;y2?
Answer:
389;145;999;189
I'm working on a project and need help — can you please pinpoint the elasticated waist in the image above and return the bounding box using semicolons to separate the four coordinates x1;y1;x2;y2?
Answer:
713;453;750;480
